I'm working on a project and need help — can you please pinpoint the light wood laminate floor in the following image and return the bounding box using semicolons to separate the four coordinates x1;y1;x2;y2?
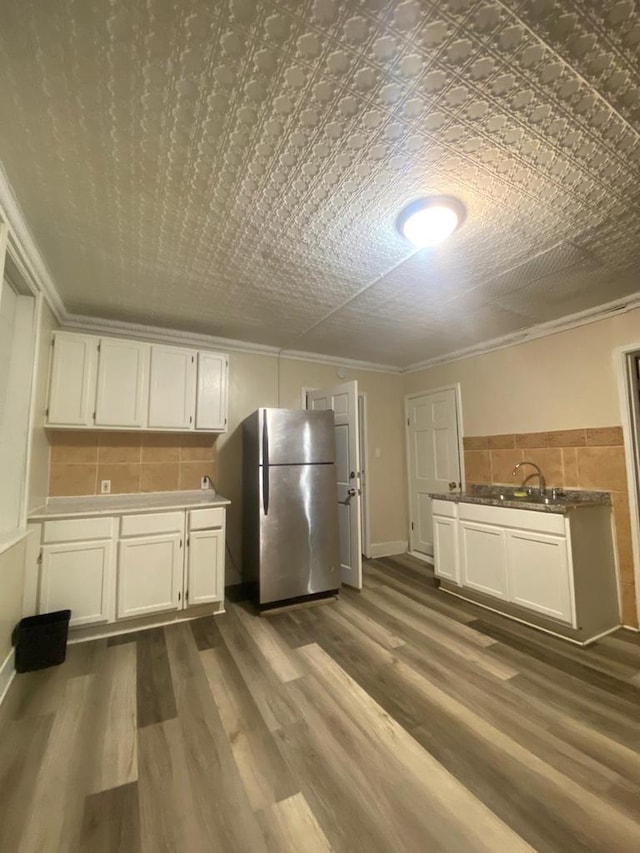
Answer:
2;555;640;852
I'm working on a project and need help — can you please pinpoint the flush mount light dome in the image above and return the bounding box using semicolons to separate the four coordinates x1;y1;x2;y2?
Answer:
396;196;466;247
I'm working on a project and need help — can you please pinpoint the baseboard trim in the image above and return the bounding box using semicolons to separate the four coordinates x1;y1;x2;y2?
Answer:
0;649;16;707
369;540;409;559
409;550;434;565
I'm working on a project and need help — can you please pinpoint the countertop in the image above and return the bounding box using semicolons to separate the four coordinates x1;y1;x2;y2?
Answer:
428;486;610;514
29;490;231;520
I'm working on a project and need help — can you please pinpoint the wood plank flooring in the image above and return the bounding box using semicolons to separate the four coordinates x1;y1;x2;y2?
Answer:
1;555;640;852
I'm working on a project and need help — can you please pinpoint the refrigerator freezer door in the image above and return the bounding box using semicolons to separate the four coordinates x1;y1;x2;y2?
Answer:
259;463;339;605
260;409;335;466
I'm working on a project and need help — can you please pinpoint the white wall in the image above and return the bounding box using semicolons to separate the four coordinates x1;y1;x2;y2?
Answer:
28;299;57;512
404;307;640;435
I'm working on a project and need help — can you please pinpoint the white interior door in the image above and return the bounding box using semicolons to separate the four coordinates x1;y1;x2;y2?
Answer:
407;389;461;557
307;381;362;589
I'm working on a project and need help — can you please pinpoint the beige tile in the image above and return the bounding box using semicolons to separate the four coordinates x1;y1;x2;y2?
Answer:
586;426;624;446
463;436;488;451
611;492;634;583
575;446;628;492
548;429;586;448
141;434;181;463
97;463;140;495
50;464;97;496
463;450;490;485
517;448;563;488
179;462;215;491
490;449;524;485
50;431;98;464
561;447;579;488
180;438;215;463
488;434;515;450
515;432;549;449
620;582;639;629
140;463;180;492
98;432;142;464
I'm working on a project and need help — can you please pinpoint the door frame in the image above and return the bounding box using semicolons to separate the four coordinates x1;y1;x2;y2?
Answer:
404;384;465;561
358;393;372;559
303;385;371;560
614;344;640;629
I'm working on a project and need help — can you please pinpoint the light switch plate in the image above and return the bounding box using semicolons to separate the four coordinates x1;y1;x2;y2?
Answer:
100;480;111;494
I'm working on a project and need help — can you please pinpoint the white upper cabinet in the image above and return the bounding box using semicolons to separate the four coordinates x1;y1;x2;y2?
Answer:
95;338;149;428
196;352;228;431
46;332;97;426
148;345;197;429
46;331;228;432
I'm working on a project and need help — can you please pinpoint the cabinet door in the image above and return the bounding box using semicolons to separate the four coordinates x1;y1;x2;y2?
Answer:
195;352;228;431
506;530;574;623
117;534;183;618
187;528;224;606
46;333;97;426
148;346;196;429
459;521;509;600
40;540;113;627
433;516;459;584
95;339;149;428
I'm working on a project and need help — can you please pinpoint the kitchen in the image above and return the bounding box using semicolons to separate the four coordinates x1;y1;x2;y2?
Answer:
1;1;640;851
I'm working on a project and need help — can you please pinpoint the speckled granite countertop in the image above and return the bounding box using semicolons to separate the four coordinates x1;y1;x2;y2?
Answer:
428;486;610;514
29;490;231;520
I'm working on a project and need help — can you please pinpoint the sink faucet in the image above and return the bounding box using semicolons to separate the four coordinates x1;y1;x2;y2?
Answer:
512;461;546;495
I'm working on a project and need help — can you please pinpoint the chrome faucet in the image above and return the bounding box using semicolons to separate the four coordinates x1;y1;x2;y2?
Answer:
512;461;546;495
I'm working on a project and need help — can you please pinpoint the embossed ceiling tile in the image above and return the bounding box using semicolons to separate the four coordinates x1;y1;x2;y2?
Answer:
1;0;639;366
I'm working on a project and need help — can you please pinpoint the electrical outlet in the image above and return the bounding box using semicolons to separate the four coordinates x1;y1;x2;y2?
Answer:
100;480;111;494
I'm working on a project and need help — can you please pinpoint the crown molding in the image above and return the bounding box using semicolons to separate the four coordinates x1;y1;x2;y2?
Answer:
279;348;401;374
62;313;402;373
403;292;640;373
0;162;65;319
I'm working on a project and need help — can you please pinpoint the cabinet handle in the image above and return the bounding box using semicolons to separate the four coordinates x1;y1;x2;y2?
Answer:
178;592;181;602
179;538;183;548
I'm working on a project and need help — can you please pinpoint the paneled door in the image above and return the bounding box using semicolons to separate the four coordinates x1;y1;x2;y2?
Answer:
406;388;461;557
307;381;362;589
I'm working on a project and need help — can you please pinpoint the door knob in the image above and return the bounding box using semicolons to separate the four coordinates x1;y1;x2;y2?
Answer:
448;481;458;491
347;488;358;497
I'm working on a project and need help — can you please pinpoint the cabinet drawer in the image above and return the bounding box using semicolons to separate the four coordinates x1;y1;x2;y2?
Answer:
432;499;457;518
188;507;225;531
457;502;565;536
43;517;114;543
120;511;184;537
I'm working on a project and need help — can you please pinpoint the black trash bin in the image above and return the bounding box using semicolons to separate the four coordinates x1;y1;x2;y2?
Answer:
12;610;71;673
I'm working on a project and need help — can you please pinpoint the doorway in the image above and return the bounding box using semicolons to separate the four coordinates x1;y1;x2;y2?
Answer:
306;381;363;589
405;386;463;560
617;347;640;627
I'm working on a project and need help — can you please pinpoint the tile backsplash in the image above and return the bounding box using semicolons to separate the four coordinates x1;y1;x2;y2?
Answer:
463;426;637;628
48;431;216;497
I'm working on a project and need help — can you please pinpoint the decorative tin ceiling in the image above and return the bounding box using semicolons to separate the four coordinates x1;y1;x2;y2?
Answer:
0;0;639;367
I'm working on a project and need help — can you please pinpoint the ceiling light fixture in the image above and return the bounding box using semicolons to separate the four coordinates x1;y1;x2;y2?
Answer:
396;196;466;248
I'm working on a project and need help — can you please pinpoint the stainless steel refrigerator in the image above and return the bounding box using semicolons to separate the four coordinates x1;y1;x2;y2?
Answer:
242;408;340;608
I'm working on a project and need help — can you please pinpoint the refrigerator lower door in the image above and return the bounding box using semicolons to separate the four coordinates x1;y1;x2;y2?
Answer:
259;463;339;605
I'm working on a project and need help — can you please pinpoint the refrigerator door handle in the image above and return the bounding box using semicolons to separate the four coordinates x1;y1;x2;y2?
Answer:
262;411;269;515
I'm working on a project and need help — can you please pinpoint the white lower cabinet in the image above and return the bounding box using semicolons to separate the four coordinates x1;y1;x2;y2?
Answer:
433;499;574;624
34;504;226;633
459;521;509;600
432;516;459;584
40;539;113;627
187;529;224;605
117;533;184;618
506;530;572;622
